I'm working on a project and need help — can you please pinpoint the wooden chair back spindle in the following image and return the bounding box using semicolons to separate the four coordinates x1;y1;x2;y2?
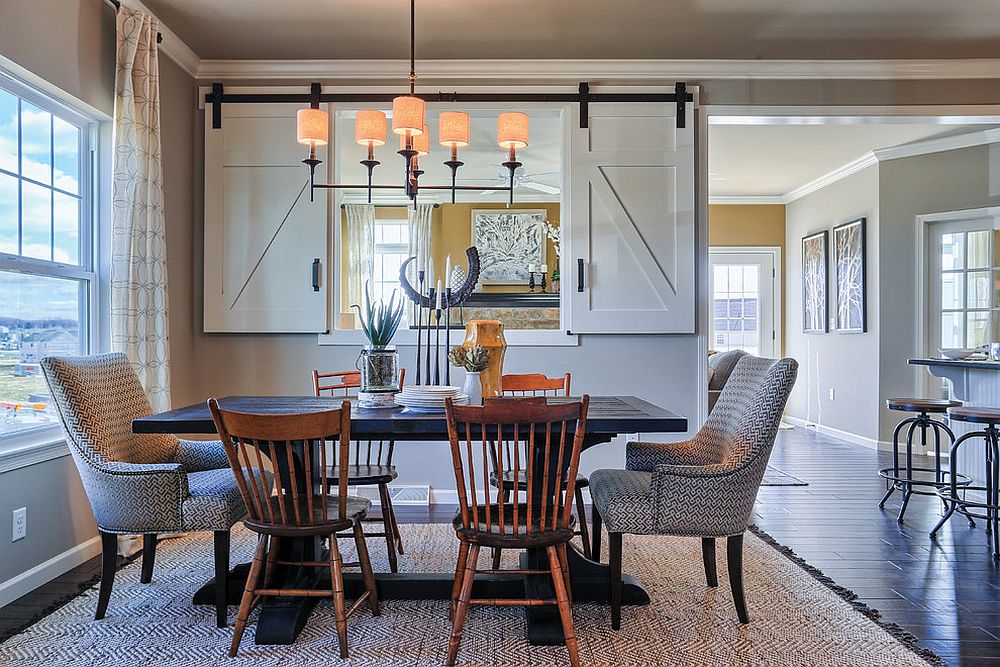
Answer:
446;396;589;538
209;399;352;532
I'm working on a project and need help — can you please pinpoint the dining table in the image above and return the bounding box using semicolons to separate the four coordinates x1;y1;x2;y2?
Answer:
132;395;687;647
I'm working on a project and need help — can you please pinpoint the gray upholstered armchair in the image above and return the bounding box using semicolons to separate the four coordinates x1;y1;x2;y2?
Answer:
589;355;798;629
41;353;250;627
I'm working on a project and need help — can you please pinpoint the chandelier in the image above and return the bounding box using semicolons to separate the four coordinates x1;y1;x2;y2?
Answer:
295;0;528;205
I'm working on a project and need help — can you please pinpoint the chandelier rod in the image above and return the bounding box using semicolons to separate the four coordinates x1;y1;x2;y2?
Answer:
409;0;416;96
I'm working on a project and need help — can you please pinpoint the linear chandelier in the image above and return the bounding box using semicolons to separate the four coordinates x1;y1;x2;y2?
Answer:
295;0;527;205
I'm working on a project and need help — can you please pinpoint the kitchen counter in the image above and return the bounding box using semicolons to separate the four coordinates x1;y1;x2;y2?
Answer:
909;357;1000;371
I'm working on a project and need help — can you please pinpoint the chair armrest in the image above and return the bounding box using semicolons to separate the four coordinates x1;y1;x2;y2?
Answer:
649;462;762;536
78;460;189;533
176;439;230;472
626;440;717;471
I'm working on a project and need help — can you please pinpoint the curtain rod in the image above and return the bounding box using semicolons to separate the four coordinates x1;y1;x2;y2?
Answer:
106;0;164;43
340;203;440;209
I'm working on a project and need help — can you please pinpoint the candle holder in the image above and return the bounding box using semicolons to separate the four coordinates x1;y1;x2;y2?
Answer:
540;272;548;293
528;271;536;293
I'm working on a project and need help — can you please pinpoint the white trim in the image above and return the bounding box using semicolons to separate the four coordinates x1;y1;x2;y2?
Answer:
194;58;1000;82
318;328;579;347
783;415;883;451
783;152;879;203
708;196;786;205
0;535;101;607
706;105;1000;123
429;488;592;506
121;0;201;77
0;434;70;474
875;127;1000;161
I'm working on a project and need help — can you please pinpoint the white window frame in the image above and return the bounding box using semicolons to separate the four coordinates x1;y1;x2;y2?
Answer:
708;246;782;358
0;63;105;459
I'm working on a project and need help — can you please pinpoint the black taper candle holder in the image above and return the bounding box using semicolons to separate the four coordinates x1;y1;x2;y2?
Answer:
445;287;452;386
434;308;442;385
415;271;425;385
425;287;435;383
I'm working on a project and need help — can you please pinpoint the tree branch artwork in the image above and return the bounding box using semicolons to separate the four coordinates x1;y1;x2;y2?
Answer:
833;218;867;333
801;230;828;333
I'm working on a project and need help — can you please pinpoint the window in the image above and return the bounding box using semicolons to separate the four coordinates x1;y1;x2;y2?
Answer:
929;223;1000;350
372;218;410;320
0;75;95;441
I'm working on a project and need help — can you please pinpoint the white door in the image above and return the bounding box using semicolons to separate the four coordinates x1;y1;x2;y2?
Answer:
568;101;696;333
203;103;329;333
709;250;777;358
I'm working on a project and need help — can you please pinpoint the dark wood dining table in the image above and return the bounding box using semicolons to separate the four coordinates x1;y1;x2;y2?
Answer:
133;395;687;646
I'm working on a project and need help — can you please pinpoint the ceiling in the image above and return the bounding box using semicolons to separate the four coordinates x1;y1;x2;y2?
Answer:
708;124;994;198
141;0;1000;61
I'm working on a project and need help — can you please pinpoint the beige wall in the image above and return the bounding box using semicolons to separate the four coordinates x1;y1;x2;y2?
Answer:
708;204;786;353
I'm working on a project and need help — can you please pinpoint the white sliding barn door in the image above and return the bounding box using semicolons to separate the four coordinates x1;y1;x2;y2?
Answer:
569;102;695;333
204;103;329;333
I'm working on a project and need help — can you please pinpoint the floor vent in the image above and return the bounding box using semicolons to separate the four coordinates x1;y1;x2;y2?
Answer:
353;484;431;506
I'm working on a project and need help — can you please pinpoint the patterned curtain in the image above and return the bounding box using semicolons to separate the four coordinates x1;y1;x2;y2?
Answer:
111;7;170;412
345;204;375;311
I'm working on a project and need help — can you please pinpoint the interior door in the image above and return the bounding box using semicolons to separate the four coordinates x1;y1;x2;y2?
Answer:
709;250;776;357
568;102;696;333
203;102;329;333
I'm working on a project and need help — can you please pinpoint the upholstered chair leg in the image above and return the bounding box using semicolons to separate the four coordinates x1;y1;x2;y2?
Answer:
140;533;157;584
95;531;118;620
702;537;718;587
378;483;399;573
609;532;623;630
591;506;603;562
450;539;470;622
329;534;350;659
727;533;749;623
447;544;480;667
547;545;581;667
574;487;592;560
214;530;230;628
229;536;265;658
353;521;381;616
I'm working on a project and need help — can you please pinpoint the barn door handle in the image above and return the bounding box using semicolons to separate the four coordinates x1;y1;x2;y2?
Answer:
577;258;586;292
311;258;321;291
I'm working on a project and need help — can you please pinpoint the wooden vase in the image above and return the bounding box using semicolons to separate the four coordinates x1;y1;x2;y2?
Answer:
463;320;506;398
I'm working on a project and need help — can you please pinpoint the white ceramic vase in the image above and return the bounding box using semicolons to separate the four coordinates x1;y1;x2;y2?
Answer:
463;371;483;403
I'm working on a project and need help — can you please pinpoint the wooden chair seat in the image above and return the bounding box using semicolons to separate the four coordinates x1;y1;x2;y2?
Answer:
948;406;1000;424
886;397;961;413
452;504;577;547
244;494;372;537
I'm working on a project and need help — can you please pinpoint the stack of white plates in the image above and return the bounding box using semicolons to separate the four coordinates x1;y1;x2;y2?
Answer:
395;385;469;412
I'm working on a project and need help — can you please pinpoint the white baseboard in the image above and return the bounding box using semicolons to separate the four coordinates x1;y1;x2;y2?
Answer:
0;535;102;607
429;487;592;505
783;416;885;451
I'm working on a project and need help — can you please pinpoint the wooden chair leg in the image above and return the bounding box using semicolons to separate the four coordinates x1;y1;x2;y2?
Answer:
353;521;381;616
591;505;603;562
329;534;350;659
229;536;266;658
609;532;622;630
702;537;718;587
555;543;573;604
574;487;592;560
263;535;279;589
386;490;405;555
727;533;749;624
140;533;157;584
95;531;118;620
214;530;230;628
378;483;400;573
492;487;512;569
450;539;470;622
547;545;581;667
446;543;480;667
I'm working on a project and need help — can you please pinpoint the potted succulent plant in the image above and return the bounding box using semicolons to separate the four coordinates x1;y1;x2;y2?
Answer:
353;283;405;404
448;344;490;402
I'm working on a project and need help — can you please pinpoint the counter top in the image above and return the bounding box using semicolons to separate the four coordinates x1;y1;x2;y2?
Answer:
909;358;1000;371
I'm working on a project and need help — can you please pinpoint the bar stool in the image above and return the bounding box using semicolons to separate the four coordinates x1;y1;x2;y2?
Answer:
879;397;971;522
931;406;1000;559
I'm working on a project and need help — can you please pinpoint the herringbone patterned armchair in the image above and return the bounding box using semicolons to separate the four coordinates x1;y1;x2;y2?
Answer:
589;355;798;629
41;353;253;627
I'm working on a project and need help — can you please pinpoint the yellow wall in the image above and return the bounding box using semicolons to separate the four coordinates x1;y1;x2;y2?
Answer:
339;202;560;315
708;204;786;354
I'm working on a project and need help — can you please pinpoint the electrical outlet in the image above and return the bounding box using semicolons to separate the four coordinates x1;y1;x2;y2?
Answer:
829;388;836;401
12;507;26;542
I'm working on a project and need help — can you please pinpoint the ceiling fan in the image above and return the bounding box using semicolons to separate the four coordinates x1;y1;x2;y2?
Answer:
465;165;560;196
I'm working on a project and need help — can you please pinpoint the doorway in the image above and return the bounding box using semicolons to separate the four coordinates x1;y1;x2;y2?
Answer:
709;247;780;358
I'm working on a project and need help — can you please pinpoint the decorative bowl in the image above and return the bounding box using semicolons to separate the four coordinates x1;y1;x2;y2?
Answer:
938;348;978;360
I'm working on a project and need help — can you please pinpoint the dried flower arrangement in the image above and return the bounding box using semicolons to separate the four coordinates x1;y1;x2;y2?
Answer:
448;345;490;372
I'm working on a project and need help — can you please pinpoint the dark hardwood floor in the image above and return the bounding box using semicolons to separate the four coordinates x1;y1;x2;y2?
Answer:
3;426;999;665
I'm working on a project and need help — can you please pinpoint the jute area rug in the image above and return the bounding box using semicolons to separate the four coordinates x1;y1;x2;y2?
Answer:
0;523;938;666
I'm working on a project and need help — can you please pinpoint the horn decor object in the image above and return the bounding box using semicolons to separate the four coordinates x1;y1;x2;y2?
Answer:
399;247;481;387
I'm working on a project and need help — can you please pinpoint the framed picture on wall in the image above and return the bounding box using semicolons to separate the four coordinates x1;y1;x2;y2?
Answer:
833;217;867;333
801;230;829;333
471;209;547;284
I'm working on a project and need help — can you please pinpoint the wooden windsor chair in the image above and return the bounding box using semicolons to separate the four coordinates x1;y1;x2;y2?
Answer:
312;367;406;572
445;395;590;667
489;373;592;567
208;400;380;659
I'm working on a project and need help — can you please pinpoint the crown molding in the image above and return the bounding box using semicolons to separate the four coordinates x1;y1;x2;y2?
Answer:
783;152;879;204
121;0;200;77
194;58;1000;82
708;196;786;205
